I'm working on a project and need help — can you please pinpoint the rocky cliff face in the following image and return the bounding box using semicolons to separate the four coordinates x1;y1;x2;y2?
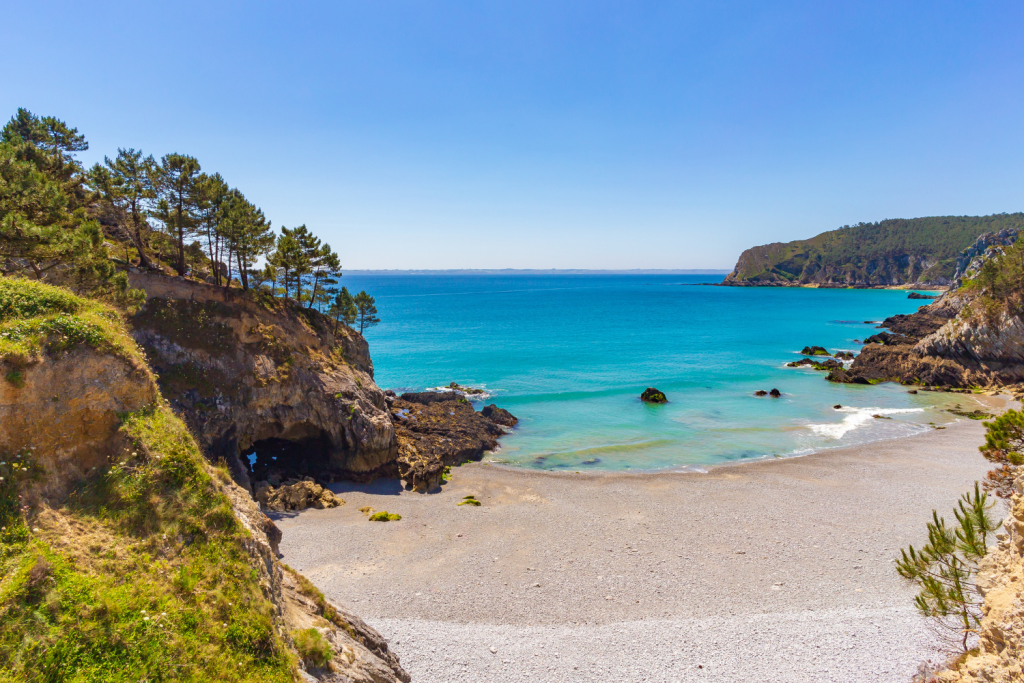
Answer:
828;231;1024;389
934;476;1024;683
127;273;397;489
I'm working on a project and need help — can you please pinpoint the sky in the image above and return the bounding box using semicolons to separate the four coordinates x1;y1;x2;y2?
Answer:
3;1;1023;270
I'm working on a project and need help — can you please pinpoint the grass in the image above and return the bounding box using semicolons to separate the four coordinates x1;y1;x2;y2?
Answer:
291;628;331;668
457;495;481;507
0;278;148;370
0;403;299;682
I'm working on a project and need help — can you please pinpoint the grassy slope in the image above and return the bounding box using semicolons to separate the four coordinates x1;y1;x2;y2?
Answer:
731;214;1024;282
0;280;298;682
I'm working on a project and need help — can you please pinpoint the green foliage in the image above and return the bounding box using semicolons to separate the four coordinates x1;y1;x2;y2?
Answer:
89;148;158;269
896;483;1001;653
0;278;147;367
0;404;297;682
981;409;1024;467
354;290;380;334
458;496;481;506
731;214;1024;284
368;511;401;522
220;189;274;291
292;628;332;668
153;153;202;277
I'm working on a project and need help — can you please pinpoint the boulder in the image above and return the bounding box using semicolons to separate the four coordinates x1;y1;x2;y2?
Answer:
640;388;668;403
481;404;518;427
800;346;831;356
254;479;345;512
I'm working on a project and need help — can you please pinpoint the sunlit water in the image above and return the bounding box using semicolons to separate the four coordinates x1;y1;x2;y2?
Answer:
342;273;966;471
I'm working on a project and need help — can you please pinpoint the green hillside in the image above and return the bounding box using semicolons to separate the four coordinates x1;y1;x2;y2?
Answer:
724;214;1024;286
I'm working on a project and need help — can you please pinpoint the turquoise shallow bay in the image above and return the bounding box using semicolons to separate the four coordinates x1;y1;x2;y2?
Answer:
343;274;965;471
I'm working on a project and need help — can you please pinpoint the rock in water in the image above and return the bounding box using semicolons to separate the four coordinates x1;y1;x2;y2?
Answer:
769;388;781;397
908;292;938;300
800;346;831;356
481;404;518;427
255;479;345;512
754;390;768;396
640;388;668;403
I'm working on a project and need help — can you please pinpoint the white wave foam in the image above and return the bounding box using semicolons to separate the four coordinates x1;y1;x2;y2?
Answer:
426;385;492;402
807;406;924;440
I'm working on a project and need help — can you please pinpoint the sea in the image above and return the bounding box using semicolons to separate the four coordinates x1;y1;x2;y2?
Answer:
340;273;972;472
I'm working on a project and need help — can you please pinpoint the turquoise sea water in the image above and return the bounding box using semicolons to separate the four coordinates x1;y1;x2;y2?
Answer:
342;274;965;471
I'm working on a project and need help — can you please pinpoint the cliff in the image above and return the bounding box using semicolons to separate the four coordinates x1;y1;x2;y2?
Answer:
0;278;409;682
723;214;1024;287
127;272;397;489
828;230;1024;389
127;273;515;494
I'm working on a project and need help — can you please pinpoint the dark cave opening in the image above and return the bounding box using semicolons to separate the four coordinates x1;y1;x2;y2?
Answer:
242;436;331;484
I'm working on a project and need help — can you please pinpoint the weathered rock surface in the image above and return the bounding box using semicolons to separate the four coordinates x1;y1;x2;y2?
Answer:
399;391;462;404
908;292;939;299
391;397;507;492
255;479;345;512
934;474;1024;683
948;228;1020;291
127;273;397;489
0;346;157;503
481;404;518;427
801;345;830;356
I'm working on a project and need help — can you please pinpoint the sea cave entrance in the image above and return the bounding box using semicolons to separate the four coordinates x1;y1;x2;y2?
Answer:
242;435;331;483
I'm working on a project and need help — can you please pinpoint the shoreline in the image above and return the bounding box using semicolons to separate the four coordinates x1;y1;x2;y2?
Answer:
276;415;1001;682
478;391;1010;481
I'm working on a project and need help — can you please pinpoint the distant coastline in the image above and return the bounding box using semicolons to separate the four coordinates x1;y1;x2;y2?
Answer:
345;268;732;275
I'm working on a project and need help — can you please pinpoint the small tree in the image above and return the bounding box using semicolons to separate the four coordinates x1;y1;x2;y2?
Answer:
329;287;357;332
979;409;1024;498
219;189;273;290
896;482;1001;653
354;290;380;334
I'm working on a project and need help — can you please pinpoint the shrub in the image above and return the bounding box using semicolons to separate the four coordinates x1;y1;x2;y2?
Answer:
368;511;401;522
292;628;332;668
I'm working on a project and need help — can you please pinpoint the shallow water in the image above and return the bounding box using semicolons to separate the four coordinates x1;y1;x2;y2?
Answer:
342;273;969;471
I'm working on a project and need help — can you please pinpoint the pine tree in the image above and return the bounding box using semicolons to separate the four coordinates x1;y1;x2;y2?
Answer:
219;189;274;291
979;408;1024;498
154;153;201;276
896;482;1001;653
268;230;305;299
354;290;380;333
89;148;158;269
195;173;230;285
329;287;357;332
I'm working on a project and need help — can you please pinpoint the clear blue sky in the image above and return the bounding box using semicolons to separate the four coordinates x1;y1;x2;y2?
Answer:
4;1;1023;269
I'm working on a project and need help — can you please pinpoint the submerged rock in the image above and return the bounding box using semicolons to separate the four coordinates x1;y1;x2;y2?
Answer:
449;381;486;395
769;388;781;397
754;390;768;396
640;387;668;403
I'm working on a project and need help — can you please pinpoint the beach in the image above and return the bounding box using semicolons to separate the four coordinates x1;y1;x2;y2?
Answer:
275;412;1005;682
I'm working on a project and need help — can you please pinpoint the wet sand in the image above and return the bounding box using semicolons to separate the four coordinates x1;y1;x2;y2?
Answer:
276;413;1004;682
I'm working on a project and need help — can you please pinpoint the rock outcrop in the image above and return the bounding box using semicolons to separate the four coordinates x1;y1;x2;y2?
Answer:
640;387;668;403
481;404;518;427
127;273;397;489
391;396;509;491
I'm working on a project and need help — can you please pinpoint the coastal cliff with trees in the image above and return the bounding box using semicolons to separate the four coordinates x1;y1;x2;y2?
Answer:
722;214;1024;287
0;107;517;679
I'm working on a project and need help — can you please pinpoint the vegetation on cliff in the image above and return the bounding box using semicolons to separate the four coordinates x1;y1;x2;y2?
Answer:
725;214;1024;286
0;107;380;332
